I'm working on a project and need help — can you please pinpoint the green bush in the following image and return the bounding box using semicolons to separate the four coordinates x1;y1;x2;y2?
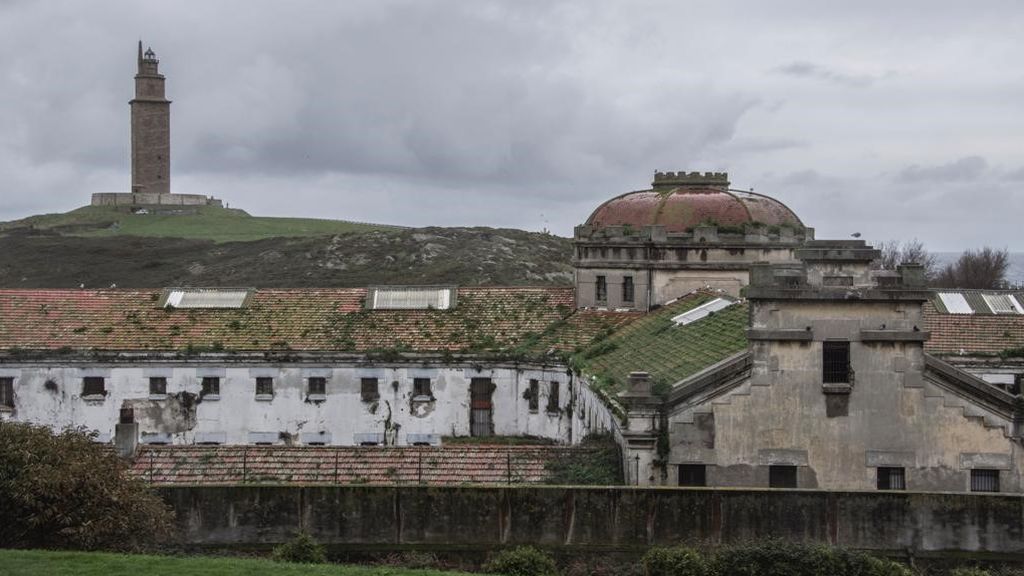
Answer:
0;421;173;551
544;433;623;485
951;569;991;576
484;546;559;576
641;546;709;576
271;532;327;564
710;540;911;576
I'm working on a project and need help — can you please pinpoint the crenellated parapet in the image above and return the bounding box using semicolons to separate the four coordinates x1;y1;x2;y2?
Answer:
652;171;730;189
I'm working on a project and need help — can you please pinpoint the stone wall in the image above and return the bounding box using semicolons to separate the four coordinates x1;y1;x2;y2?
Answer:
159;485;1024;556
90;192;222;207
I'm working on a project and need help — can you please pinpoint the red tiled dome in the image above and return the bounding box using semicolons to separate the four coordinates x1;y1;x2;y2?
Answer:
586;185;803;234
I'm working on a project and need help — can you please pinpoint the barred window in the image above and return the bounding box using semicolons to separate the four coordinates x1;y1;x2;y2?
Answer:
678;464;707;487
413;378;432;398
148;377;167;396
622;276;635;303
82;377;106;397
0;377;13;409
971;469;1000;493
255;377;274;397
360;378;379;402
596;276;607;302
200;377;220;397
528;379;539;411
876;467;905;490
307;377;326;396
822;341;851;384
547;381;560;413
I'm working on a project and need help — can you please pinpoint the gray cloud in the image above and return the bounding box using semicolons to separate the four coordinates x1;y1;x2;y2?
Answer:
0;0;1023;252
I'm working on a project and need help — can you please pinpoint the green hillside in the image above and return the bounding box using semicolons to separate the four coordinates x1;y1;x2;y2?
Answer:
0;205;401;243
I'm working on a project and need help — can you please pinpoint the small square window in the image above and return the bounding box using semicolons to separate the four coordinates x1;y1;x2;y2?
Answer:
0;377;14;409
361;378;380;402
679;464;707;487
149;377;167;396
528;379;539;411
971;469;1000;493
255;377;274;397
547;381;560;413
82;377;106;397
876;467;905;490
413;378;432;398
769;465;798;488
200;377;220;398
308;377;326;396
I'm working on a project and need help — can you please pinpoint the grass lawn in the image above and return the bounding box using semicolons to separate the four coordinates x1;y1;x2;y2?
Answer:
0;205;401;243
0;549;486;576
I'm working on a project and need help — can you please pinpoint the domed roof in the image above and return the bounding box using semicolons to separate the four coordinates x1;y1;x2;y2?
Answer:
586;172;803;233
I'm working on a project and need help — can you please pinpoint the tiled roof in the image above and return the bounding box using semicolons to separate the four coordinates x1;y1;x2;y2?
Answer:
575;291;749;393
0;287;575;355
128;445;574;486
924;300;1024;356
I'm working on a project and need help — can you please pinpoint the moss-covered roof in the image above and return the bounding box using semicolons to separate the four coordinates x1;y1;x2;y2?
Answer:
573;291;749;395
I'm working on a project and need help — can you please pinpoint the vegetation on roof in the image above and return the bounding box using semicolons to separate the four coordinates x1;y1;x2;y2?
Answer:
570;292;749;396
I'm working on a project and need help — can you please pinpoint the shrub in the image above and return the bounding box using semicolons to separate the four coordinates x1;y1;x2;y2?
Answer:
544;433;623;485
271;532;326;564
641;546;709;576
951;569;991;576
0;421;173;551
484;546;559;576
710;540;911;576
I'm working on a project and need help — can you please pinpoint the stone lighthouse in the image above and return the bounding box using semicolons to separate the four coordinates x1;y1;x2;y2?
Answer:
130;41;170;195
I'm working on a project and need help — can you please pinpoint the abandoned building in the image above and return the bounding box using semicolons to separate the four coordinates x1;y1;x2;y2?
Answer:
574;170;809;310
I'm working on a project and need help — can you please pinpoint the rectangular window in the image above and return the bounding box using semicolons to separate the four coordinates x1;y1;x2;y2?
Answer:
148;377;167;396
255;377;274;397
82;377;106;397
876;467;906;490
307;377;326;396
822;341;851;384
622;276;635;303
596;275;607;302
200;377;220;398
769;465;798;488
678;464;707;487
971;469;1000;493
413;378;432;398
528;379;539;411
361;378;380;402
0;377;13;409
547;381;560;413
823;275;854;287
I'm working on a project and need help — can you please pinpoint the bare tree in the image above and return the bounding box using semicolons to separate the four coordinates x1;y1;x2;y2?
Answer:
933;246;1010;289
875;239;938;282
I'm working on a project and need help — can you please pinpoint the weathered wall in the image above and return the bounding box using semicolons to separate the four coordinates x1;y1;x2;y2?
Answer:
652;269;748;301
90;192;220;207
0;363;577;446
159;485;1024;556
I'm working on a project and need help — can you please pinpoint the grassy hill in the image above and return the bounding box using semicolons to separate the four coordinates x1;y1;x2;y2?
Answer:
0;205;401;243
0;204;574;288
0;549;483;576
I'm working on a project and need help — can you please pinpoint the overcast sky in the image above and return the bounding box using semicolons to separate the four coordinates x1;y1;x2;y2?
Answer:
1;0;1022;250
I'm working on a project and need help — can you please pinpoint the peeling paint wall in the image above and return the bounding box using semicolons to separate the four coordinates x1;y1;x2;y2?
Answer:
0;362;588;446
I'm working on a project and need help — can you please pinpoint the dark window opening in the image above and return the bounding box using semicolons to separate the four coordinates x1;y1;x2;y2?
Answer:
255;377;274;397
470;378;494;437
411;441;432;446
360;441;380;446
308;377;326;396
971;469;1000;493
1012;374;1023;396
769;465;798;488
596;276;607;302
413;378;432;398
528;379;539;411
876;467;906;490
547;381;560;413
82;377;106;397
823;341;851;384
622;276;635;303
306;440;327;446
0;377;13;409
361;378;379;402
200;377;220;397
823;275;854;287
149;377;167;396
678;464;707;487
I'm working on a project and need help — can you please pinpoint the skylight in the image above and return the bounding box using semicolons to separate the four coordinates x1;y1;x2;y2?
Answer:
937;292;972;315
671;297;735;326
368;286;455;310
982;293;1023;315
161;288;252;309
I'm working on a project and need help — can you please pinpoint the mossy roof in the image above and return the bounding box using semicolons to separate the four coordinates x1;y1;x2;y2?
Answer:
573;291;749;395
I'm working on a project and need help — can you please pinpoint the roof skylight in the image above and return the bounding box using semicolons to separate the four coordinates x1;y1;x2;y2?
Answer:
368;286;455;310
671;297;735;326
982;293;1023;315
161;288;252;309
937;292;972;315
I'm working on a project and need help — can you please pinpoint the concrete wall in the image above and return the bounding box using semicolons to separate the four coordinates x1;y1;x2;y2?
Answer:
0;363;579;446
664;299;1023;491
91;192;220;207
158;484;1024;556
652;269;748;301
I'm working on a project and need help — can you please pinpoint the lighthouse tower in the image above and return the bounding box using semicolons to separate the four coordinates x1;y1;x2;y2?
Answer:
130;41;170;195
